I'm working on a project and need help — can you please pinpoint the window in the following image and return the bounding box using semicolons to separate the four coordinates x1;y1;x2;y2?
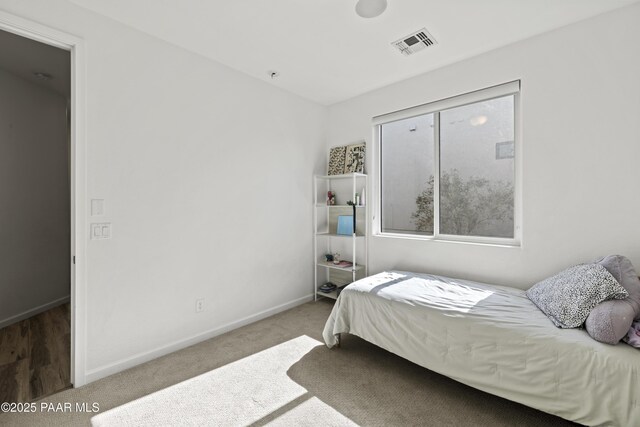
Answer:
377;81;519;243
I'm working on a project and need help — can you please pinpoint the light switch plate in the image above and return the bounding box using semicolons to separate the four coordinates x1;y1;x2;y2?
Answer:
91;223;111;240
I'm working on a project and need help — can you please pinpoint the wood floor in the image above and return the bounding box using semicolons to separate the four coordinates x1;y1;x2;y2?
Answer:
0;303;71;402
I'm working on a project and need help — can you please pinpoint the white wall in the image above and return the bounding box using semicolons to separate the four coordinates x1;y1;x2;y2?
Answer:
0;67;69;328
0;0;327;382
327;3;640;288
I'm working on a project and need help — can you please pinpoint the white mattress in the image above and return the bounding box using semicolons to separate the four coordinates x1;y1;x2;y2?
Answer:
323;271;640;426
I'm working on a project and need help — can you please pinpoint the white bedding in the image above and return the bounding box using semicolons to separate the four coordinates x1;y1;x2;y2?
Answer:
323;271;640;426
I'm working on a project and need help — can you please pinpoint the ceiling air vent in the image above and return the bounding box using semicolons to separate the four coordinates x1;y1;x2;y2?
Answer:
392;28;437;56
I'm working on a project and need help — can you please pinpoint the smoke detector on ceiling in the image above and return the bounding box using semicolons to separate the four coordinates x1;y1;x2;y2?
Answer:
355;0;387;18
392;28;437;56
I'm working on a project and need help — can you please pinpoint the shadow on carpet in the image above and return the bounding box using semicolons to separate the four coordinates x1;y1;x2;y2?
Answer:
286;334;578;427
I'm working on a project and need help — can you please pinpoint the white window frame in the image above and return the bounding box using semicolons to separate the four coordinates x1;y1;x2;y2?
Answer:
372;81;522;247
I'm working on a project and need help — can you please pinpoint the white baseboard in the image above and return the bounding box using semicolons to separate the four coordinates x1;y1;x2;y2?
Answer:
85;294;314;384
0;296;70;330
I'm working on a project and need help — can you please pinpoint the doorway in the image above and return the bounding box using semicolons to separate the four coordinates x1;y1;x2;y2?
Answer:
0;11;87;397
0;27;71;402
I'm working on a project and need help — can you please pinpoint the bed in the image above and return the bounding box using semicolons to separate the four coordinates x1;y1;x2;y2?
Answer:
323;271;640;427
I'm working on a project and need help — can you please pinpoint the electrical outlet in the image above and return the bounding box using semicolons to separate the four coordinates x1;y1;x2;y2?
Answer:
91;199;105;216
195;298;205;313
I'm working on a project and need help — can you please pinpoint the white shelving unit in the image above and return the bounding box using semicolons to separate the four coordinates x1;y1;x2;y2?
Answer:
314;173;368;300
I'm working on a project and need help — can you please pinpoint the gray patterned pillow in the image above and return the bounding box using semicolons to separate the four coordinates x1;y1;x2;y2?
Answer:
526;264;629;328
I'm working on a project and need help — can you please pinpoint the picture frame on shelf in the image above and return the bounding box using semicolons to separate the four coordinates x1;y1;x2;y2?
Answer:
344;142;366;174
328;146;347;175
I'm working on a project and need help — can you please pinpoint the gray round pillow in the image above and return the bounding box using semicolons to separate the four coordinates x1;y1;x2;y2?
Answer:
585;299;635;344
586;255;640;344
593;255;640;319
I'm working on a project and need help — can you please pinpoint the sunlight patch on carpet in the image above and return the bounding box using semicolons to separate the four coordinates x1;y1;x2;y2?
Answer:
91;335;356;426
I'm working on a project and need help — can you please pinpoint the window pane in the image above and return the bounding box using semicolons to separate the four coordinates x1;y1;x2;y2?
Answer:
381;114;434;235
439;95;515;238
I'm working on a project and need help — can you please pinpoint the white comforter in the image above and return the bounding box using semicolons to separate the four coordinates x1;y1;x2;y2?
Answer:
323;271;640;427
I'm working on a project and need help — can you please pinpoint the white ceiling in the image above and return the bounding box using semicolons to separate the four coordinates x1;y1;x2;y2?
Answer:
0;28;70;98
68;0;638;105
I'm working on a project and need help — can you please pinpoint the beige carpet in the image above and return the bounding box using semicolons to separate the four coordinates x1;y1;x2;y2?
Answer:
92;335;357;426
0;300;576;426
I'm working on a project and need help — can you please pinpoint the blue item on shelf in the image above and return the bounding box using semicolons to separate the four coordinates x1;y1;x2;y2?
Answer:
337;215;354;235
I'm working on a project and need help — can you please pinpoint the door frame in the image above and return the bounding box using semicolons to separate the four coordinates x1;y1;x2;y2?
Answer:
0;11;88;387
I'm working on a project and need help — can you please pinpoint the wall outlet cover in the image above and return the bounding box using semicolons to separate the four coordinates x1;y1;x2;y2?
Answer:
91;199;105;216
195;298;205;313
